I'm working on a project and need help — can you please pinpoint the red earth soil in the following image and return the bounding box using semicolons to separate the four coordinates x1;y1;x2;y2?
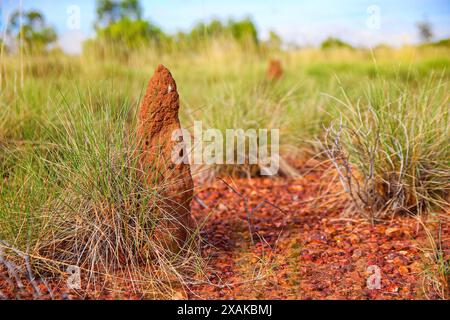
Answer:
1;161;448;299
187;161;449;299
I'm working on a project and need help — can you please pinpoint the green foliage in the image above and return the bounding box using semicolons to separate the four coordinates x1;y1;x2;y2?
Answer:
189;19;226;40
429;38;450;48
228;18;259;45
321;37;353;50
97;17;163;47
90;1;261;53
181;17;259;50
96;0;142;27
7;10;57;52
94;0;161;49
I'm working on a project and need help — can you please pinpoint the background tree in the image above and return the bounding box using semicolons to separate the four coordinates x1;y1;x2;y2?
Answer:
186;17;259;48
228;18;258;46
189;19;226;41
7;10;57;52
320;37;353;50
96;0;142;27
94;0;162;48
416;19;434;43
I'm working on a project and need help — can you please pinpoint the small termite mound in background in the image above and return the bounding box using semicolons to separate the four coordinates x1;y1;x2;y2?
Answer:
137;64;196;252
267;59;283;81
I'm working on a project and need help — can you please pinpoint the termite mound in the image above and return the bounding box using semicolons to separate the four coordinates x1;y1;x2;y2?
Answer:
137;64;195;252
267;59;283;81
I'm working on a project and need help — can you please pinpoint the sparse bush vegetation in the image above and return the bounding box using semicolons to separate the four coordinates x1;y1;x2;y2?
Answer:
323;76;449;220
1;0;449;299
0;87;203;297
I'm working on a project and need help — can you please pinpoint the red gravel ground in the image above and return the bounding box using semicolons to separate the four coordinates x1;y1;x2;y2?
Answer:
188;161;449;299
1;161;448;300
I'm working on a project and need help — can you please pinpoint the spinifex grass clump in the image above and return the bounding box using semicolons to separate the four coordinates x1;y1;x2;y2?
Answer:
0;89;202;297
323;75;449;220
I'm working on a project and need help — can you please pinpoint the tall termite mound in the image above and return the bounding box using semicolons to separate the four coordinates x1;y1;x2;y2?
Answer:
138;64;195;252
267;59;283;81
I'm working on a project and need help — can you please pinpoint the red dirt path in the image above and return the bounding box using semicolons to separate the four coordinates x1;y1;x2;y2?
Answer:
1;162;448;300
187;162;447;299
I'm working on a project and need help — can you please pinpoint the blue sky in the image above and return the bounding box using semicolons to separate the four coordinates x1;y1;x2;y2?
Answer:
1;0;450;54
